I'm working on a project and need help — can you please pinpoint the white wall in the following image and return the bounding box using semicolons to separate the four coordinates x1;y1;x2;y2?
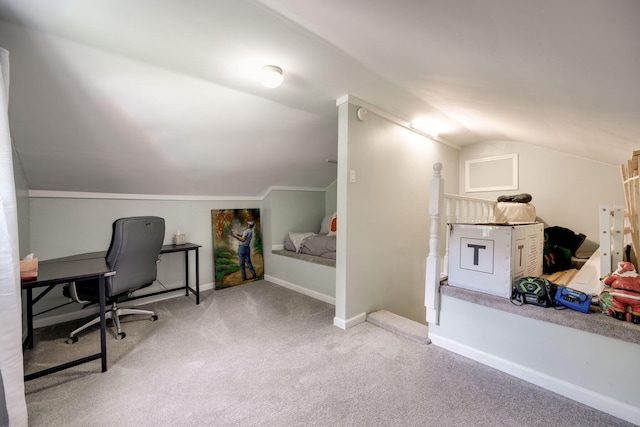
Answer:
325;180;337;215
27;185;339;324
262;188;336;300
460;141;624;242
264;189;326;244
28;196;260;317
336;101;459;325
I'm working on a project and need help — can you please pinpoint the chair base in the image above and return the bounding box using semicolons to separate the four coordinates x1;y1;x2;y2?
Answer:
67;302;157;343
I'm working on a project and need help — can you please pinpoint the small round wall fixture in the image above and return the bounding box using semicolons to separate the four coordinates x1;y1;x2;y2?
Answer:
260;65;284;88
357;107;368;121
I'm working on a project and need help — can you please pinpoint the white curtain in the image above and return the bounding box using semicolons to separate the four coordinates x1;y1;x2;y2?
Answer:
0;47;28;426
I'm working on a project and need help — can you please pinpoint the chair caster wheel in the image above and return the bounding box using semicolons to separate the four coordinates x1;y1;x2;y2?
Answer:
116;332;126;340
65;336;79;344
150;315;158;321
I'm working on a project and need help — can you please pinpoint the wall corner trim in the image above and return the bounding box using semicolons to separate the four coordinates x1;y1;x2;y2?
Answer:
29;186;329;201
264;275;335;306
28;190;263;201
333;312;366;330
260;185;327;200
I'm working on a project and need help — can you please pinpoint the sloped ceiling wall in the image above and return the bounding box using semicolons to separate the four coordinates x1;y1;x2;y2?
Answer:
0;0;638;197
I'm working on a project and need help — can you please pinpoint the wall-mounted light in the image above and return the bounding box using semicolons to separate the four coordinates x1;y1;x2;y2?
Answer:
260;65;283;88
356;107;368;121
411;116;454;137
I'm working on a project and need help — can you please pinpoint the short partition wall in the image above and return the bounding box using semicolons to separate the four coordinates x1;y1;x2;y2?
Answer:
429;292;640;425
264;250;336;306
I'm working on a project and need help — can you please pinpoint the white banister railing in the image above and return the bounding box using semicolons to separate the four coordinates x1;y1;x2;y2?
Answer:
425;163;496;325
443;194;496;224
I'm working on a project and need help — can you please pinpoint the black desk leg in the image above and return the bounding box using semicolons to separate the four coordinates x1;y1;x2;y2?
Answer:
195;247;200;305
99;274;107;372
25;288;34;350
184;251;189;297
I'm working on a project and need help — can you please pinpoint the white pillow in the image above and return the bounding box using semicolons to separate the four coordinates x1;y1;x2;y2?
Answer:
320;212;336;234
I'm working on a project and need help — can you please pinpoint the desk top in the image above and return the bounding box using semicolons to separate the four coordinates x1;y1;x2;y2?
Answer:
28;243;200;287
21;257;111;289
40;242;201;264
160;242;201;253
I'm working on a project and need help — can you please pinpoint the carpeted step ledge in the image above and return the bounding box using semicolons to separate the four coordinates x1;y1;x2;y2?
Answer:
366;310;431;345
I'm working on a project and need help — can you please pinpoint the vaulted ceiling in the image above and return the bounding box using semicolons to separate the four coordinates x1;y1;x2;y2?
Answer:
0;0;638;197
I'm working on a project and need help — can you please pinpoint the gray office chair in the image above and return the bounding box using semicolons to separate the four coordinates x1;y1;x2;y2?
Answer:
63;216;165;342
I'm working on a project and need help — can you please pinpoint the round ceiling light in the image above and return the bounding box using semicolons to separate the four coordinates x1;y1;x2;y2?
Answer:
260;65;284;88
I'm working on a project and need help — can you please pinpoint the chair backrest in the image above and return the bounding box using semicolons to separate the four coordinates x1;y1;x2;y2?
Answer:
105;216;165;297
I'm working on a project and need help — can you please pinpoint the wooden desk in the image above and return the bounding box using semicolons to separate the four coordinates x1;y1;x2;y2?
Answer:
22;257;112;381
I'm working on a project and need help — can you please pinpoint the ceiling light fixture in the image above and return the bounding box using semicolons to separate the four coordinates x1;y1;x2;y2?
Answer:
260;65;283;88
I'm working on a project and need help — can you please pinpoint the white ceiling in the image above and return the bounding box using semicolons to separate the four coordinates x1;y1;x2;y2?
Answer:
0;0;638;197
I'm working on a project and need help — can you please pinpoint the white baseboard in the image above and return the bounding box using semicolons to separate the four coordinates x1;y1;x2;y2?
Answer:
429;333;640;425
333;312;366;330
264;274;335;306
426;310;439;325
271;244;284;251
33;281;215;329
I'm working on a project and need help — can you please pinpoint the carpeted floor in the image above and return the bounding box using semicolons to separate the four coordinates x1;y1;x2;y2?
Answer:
23;280;633;426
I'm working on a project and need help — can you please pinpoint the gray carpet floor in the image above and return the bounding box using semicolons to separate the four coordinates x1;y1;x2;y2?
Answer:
24;280;633;426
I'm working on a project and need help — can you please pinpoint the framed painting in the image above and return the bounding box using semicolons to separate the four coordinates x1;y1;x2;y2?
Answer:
211;208;263;290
